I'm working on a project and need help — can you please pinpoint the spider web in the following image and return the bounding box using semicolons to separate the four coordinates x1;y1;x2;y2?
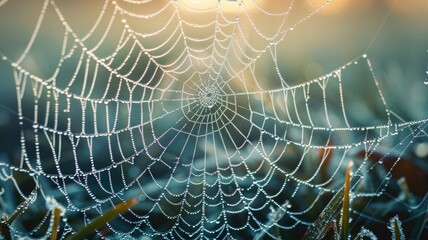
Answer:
0;0;427;239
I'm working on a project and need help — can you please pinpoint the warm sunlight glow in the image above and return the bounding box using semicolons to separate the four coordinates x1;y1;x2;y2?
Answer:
306;0;372;14
0;0;427;239
180;0;239;11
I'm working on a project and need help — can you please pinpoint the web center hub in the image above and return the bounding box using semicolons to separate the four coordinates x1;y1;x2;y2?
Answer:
199;85;220;109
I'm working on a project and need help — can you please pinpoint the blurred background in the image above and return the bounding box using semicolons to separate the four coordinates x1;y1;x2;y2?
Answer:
1;0;428;129
0;0;428;239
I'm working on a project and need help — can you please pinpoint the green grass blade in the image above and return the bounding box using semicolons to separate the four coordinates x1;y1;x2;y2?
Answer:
1;190;36;239
397;177;411;203
353;227;377;240
1;213;11;240
304;190;343;239
67;198;138;240
7;190;36;225
388;215;405;240
393;218;400;240
51;208;61;240
341;161;353;240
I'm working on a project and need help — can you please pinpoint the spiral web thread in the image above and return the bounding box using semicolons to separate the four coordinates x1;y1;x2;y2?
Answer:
0;0;427;239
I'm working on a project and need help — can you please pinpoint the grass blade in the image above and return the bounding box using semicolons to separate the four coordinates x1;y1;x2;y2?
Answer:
7;190;36;225
388;215;405;240
304;189;343;239
397;177;411;203
1;213;11;240
67;198;138;240
393;218;400;240
51;207;61;240
1;190;36;239
341;161;353;240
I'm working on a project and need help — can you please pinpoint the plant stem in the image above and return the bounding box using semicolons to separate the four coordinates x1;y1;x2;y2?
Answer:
1;191;35;240
1;213;11;240
304;190;344;239
7;196;33;225
393;217;400;240
51;208;61;240
397;177;410;203
341;161;353;240
67;198;138;240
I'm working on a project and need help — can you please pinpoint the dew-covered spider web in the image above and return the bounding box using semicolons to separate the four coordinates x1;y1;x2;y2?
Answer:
0;0;428;239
